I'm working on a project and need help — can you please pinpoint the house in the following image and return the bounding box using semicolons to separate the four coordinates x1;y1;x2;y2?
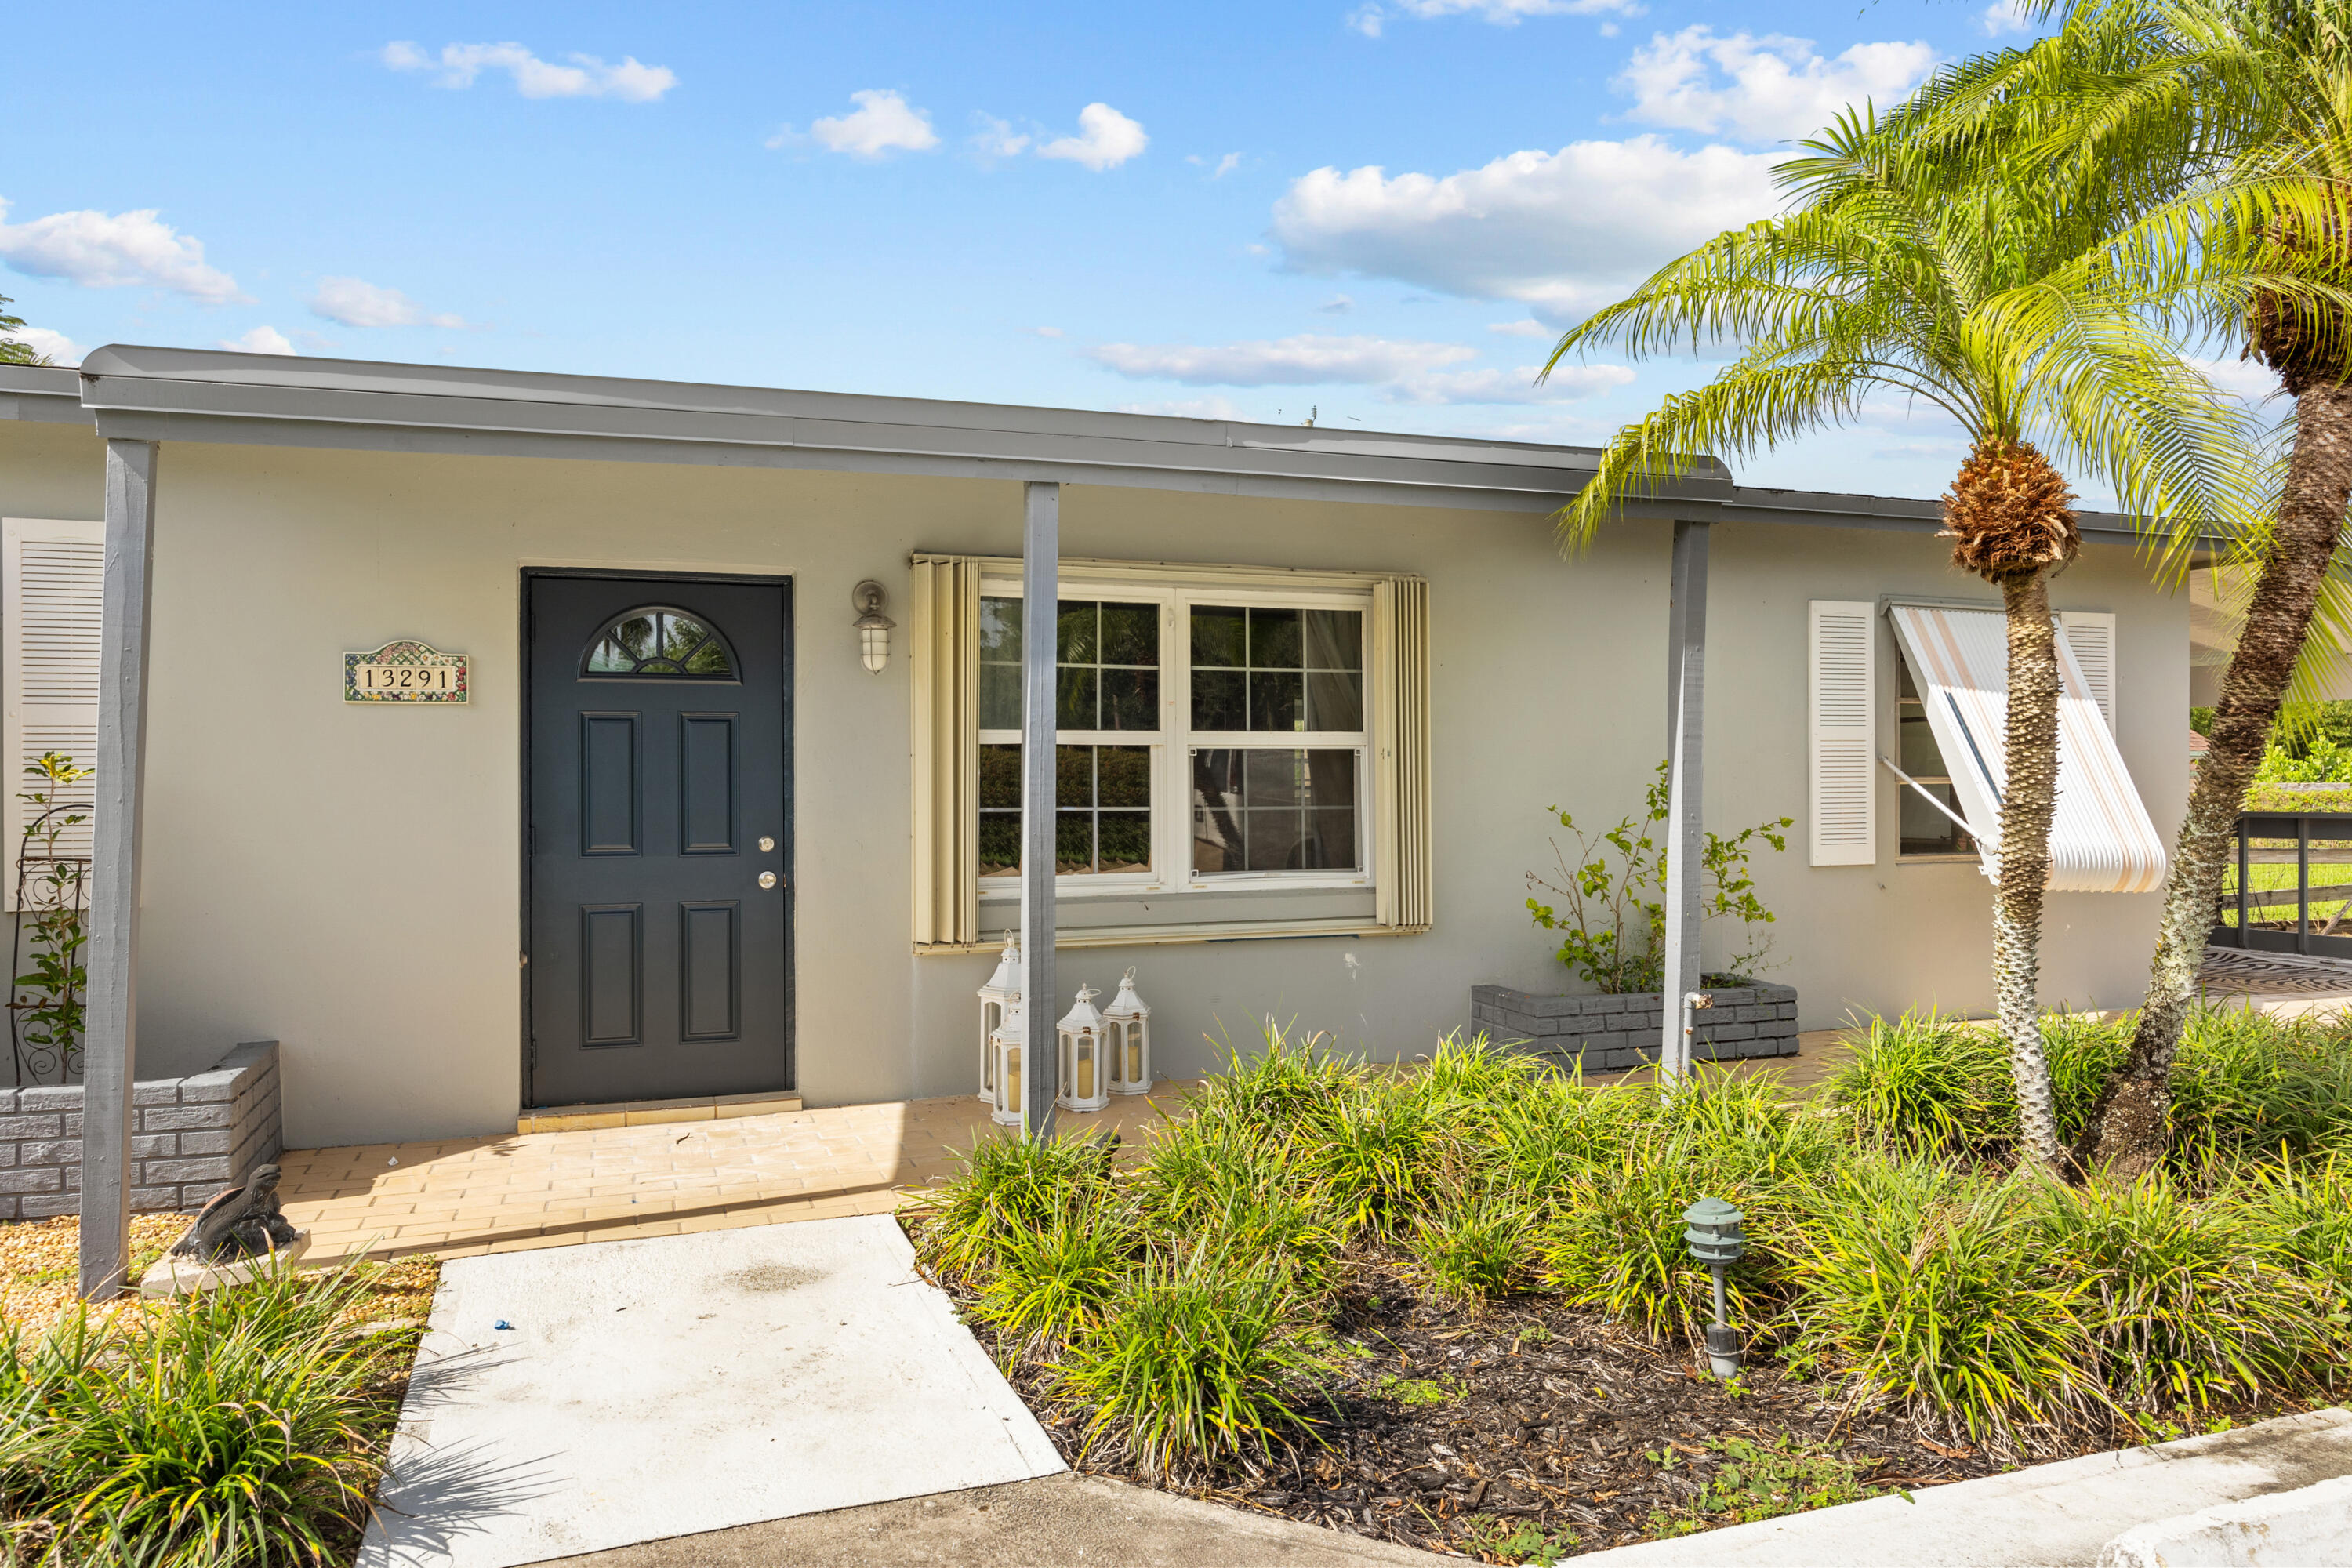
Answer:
0;347;2185;1232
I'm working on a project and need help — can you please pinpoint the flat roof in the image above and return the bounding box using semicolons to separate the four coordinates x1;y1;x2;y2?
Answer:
4;348;2139;537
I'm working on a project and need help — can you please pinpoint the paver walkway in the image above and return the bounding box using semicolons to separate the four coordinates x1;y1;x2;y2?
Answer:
284;1087;1189;1264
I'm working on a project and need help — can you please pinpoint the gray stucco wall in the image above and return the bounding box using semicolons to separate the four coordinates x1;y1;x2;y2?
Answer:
0;419;2190;1148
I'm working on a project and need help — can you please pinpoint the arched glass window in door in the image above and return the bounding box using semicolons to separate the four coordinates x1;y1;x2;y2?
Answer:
583;606;738;679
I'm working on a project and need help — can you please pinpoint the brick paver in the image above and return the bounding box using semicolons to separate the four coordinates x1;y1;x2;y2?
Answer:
279;1087;1191;1264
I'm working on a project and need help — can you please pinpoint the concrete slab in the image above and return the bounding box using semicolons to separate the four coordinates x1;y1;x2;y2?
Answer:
358;1215;1064;1568
1573;1408;2352;1568
535;1472;1454;1568
2099;1472;2352;1566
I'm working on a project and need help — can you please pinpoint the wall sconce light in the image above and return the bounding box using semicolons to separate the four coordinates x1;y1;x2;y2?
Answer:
853;580;895;673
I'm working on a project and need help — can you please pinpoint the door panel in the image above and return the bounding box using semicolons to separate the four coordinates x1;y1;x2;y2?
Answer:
528;575;791;1107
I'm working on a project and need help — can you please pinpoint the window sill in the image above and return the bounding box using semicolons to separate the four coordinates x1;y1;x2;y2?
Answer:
917;916;1428;954
1898;853;1983;865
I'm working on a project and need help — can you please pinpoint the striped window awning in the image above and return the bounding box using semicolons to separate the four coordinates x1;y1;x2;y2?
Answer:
1886;604;2167;893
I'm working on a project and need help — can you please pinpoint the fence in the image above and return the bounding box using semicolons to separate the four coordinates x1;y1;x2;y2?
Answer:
2209;811;2352;960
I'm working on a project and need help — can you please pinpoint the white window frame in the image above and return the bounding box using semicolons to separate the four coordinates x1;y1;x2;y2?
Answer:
975;566;1378;903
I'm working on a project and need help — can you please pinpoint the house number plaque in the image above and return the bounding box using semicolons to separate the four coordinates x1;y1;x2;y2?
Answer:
345;639;468;704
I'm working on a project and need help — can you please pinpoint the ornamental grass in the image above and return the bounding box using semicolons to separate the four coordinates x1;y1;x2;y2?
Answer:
909;1007;2352;1474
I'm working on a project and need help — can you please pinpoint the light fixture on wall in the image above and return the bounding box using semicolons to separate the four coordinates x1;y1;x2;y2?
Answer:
853;580;895;673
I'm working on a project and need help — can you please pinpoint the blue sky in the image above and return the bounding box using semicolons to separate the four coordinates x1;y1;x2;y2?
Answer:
5;0;2073;499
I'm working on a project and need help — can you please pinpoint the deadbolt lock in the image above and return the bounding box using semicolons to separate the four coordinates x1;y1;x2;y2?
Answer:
758;836;776;853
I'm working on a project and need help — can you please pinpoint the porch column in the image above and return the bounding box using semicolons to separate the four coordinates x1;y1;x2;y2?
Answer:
1659;519;1709;1081
80;439;158;1298
1020;481;1059;1142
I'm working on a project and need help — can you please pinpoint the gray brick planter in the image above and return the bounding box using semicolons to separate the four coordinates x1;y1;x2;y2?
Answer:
0;1041;282;1220
1470;983;1798;1073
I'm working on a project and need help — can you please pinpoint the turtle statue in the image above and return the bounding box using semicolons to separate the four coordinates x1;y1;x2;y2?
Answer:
169;1162;303;1262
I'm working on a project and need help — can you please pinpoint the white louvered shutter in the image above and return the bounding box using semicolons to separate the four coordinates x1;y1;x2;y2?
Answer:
2059;611;2118;737
2;519;103;912
1809;600;1878;866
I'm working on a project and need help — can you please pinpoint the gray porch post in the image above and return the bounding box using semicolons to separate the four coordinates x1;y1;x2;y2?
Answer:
80;439;159;1298
1659;520;1709;1081
1020;481;1059;1142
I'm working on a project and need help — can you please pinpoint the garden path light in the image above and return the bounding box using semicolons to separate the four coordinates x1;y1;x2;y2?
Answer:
1682;1196;1744;1379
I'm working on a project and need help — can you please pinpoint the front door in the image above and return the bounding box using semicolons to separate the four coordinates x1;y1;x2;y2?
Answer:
526;574;792;1107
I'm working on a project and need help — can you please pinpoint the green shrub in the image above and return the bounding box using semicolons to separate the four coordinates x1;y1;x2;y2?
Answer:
1824;1010;2007;1156
1058;1251;1325;1480
975;1197;1134;1350
2169;1010;2352;1167
1410;1182;1536;1306
908;1128;1117;1283
1298;1074;1461;1242
1;1263;419;1567
2036;1177;2321;1410
1185;1023;1361;1142
1783;1165;2103;1443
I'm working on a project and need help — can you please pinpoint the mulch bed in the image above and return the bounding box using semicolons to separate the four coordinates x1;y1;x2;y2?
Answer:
961;1259;2288;1562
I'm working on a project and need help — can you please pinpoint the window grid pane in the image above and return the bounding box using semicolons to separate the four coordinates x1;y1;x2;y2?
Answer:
1190;747;1359;873
982;596;1159;732
1190;606;1362;733
978;742;1154;877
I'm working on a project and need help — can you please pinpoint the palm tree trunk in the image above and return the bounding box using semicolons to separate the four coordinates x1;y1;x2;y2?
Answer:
2082;382;2352;1178
1998;568;2067;1173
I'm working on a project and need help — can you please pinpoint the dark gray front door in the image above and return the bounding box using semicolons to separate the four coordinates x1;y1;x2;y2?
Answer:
527;574;792;1108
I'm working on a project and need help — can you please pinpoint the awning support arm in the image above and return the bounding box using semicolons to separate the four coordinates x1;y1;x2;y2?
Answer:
1877;754;1994;848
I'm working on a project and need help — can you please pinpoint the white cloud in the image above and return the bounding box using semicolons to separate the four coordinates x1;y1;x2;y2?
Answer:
380;41;676;102
0;197;245;303
1090;333;1476;387
1319;295;1356;314
796;89;940;158
307;276;467;329
1212;152;1242;179
1980;0;2034;36
1489;318;1552;336
7;326;82;365
1038;103;1149;171
1388;361;1635;404
971;114;1031;158
1356;0;1642;33
1615;27;1938;144
2191;353;2287;405
1271;136;1782;321
219;325;296;354
1028;325;1065;338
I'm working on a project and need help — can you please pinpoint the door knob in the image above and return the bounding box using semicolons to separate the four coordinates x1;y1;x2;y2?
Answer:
758;837;776;853
758;871;779;890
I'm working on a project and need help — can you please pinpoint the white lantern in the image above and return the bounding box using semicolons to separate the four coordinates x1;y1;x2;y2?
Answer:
1104;967;1153;1095
977;935;1021;1102
1057;985;1110;1113
989;996;1026;1127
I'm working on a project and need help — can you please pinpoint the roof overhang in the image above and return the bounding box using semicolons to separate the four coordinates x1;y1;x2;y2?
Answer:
63;345;1737;516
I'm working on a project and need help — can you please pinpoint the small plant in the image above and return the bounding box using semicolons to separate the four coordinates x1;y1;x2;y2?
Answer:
1371;1374;1464;1406
907;1129;1118;1284
975;1198;1133;1351
1645;1435;1878;1535
1526;760;1791;993
1463;1514;1579;1563
10;751;91;1085
1410;1183;1534;1306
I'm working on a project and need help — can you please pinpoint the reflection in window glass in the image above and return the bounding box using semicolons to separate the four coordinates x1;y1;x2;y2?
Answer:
981;597;1158;731
1191;606;1361;731
978;743;1152;876
583;608;735;679
1896;655;1976;856
1191;749;1358;872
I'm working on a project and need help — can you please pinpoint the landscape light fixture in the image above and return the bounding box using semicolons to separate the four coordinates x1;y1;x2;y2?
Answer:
852;579;895;673
1682;1196;1745;1379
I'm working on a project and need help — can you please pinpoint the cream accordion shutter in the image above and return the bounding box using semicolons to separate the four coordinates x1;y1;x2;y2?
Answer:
1809;599;1878;866
2058;612;2118;737
2;518;104;913
909;554;982;948
1373;575;1433;931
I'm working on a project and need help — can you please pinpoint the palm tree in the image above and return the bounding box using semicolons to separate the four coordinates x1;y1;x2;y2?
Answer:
1548;111;2253;1174
1908;0;2352;1175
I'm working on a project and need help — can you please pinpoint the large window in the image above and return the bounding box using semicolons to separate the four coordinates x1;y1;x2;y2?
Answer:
975;582;1370;893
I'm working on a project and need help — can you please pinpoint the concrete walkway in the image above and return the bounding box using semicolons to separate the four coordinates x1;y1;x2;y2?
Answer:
359;1217;1066;1568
